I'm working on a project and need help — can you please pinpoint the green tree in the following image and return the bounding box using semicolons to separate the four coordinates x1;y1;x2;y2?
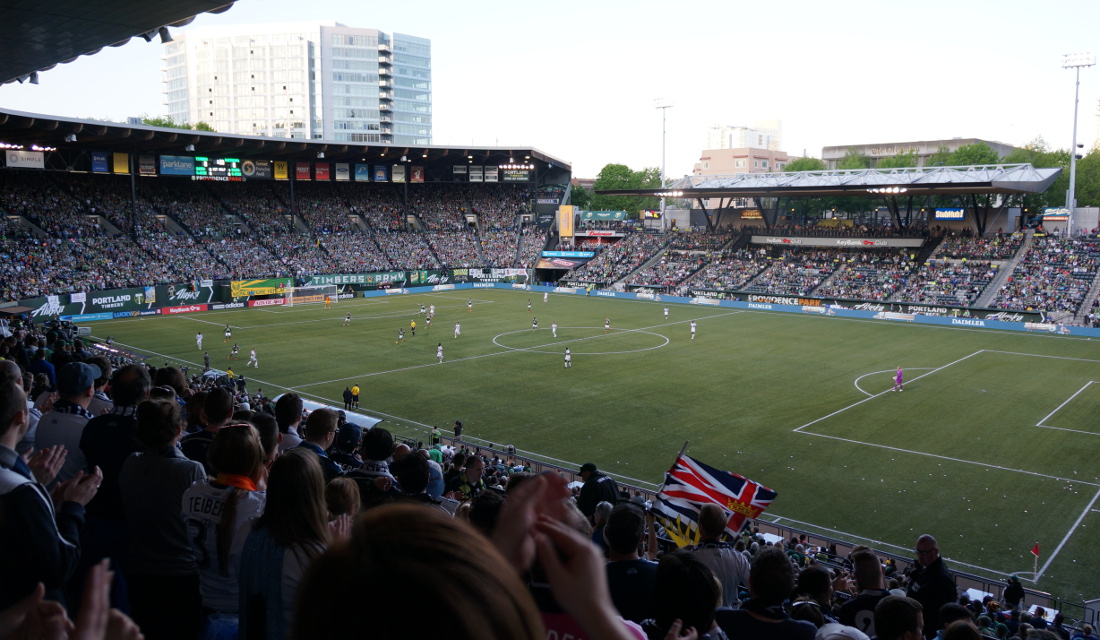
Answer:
1071;149;1100;209
926;145;953;167
1002;137;1070;215
950;142;1000;166
784;157;827;172
877;150;918;169
140;115;216;132
570;183;592;209
837;148;871;170
590;163;660;218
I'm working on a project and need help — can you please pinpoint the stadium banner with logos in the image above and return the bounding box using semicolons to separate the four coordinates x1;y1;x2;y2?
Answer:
642;209;662;219
5;150;45;169
160;155;195;176
241;159;273;180
411;166;425;183
392;165;406;183
373;165;388;182
536;212;556;229
229;278;293;298
580;210;627;221
112;153;130;174
751;236;925;249
469;166;483;183
542;250;595;258
315;163;331;181
934;207;965;220
558;205;575;238
353;164;371;181
484;166;498;183
274;161;289;180
502;168;531;182
91;151;110;173
1041;207;1070;221
335;163;350;181
138;154;157;175
295;162;311;180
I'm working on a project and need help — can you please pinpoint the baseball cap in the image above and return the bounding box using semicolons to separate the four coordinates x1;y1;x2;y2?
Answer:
57;362;103;397
579;462;598;474
337;424;362;449
816;623;870;640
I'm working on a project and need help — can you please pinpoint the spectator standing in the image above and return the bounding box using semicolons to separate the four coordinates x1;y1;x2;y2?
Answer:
576;462;619;521
294;407;343;482
874;596;925;640
839;547;893;637
35;361;100;487
604;502;658;624
691;502;750;608
275;393;304;452
119;399;205;640
714;546;817;640
907;535;957;639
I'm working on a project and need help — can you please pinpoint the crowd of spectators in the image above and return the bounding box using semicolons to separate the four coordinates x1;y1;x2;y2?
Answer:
627;250;708;289
408;183;469;232
893;260;997;307
429;231;482;268
990;237;1100;314
938;233;1025;261
317;235;390;274
680;248;770;293
815;252;915;302
741;221;929;238
372;232;440;270
567;234;670;285
742;248;845;296
481;229;519;267
468;184;527;230
517;228;548;269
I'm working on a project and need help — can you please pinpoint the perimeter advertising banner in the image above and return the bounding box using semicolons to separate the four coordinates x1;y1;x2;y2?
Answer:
91;151;110;173
411;166;424;183
160;155;195;176
580;211;627;221
230;278;292;298
558;205;575;238
315;163;331;181
373;165;388;182
274;161;289;180
242;159;273;180
354;164;371;181
20;282;217;320
138;154;157;175
5;150;45;169
392;165;406;183
335;163;350;181
113;153;129;174
295;163;312;180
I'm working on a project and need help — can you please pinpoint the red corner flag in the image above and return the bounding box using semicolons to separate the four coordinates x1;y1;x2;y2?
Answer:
1031;543;1040;558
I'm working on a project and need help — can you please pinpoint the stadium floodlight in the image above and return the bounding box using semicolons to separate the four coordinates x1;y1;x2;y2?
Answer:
655;98;673;225
185;144;195;152
64;134;77;143
158;27;173;44
1062;52;1094;233
316;151;325;159
29;72;38;85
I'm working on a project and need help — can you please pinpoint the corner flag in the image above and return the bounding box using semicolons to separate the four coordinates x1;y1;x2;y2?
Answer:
1031;543;1040;558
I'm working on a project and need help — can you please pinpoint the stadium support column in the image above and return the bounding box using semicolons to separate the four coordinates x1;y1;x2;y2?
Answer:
129;153;137;243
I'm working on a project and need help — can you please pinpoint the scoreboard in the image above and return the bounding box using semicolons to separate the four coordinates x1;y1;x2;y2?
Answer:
194;157;242;178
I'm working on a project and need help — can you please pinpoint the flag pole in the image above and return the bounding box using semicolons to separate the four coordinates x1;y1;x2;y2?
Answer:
1033;542;1038;578
655;440;690;497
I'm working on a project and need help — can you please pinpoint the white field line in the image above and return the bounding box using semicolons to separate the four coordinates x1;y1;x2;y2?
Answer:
853;368;935;397
1035;485;1100;580
795;350;985;433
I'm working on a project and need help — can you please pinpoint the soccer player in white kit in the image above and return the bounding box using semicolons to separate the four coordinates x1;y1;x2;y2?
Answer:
454;322;461;338
663;307;669;320
551;322;558;337
247;348;258;368
543;292;548;303
196;332;203;350
437;343;444;363
429;304;435;316
690;320;697;339
564;347;572;368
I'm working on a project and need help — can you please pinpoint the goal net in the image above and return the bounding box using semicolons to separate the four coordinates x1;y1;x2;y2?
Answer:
285;284;339;307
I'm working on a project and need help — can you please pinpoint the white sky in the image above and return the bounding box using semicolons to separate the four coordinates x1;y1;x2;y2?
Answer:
1;0;1098;179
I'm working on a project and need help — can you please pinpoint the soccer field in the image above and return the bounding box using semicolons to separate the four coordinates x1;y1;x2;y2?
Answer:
94;289;1100;601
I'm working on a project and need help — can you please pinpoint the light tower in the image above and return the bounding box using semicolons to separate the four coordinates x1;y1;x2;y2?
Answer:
1062;52;1094;235
655;98;673;228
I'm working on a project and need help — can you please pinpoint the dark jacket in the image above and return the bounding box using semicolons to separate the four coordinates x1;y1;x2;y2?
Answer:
906;556;957;636
576;471;620;517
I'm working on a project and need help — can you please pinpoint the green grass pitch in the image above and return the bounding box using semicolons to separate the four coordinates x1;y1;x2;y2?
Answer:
94;289;1100;601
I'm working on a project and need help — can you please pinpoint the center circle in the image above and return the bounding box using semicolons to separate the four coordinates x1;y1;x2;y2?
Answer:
492;327;670;355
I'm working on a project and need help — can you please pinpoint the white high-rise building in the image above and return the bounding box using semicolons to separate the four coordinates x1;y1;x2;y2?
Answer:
705;120;781;151
162;22;431;144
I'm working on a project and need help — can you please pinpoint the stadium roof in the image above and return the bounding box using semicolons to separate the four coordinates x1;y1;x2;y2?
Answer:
0;108;571;173
1;1;238;85
596;164;1062;199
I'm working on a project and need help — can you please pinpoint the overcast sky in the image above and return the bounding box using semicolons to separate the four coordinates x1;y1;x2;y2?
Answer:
1;0;1098;178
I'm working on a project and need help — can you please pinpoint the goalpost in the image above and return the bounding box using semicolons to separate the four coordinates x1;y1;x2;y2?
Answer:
285;284;339;307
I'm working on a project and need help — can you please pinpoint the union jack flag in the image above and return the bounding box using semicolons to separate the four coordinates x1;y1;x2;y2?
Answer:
652;454;777;546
